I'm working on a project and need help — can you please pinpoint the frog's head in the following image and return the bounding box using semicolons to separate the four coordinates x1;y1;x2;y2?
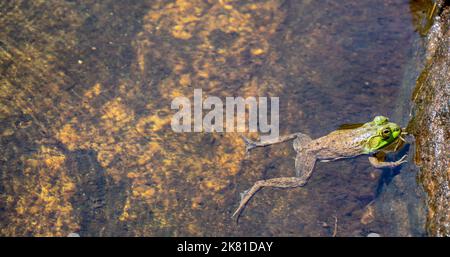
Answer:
364;116;402;153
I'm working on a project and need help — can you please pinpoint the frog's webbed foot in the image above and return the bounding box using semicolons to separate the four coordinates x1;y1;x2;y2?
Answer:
232;187;255;219
241;136;258;156
368;154;408;169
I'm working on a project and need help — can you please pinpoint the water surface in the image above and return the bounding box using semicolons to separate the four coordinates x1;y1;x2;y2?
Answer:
0;0;426;236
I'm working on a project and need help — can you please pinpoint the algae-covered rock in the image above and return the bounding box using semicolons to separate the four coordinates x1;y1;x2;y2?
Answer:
408;2;450;236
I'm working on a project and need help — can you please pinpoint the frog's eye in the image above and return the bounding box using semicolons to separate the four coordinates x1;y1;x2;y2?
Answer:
381;128;391;139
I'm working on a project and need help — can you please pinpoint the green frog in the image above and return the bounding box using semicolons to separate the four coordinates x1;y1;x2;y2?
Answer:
232;116;408;218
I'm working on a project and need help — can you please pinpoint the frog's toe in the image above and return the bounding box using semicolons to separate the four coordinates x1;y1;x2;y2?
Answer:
397;154;408;164
240;189;250;202
231;188;252;219
241;136;257;154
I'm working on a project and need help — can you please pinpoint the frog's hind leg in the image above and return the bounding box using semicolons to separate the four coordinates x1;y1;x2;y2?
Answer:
241;133;303;155
232;151;316;219
293;134;315;177
233;133;316;219
231;174;314;219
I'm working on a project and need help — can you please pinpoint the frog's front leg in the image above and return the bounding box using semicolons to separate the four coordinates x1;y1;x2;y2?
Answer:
368;152;408;169
242;133;302;154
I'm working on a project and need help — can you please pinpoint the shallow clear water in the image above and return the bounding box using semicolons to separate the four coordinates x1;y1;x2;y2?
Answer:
0;0;428;236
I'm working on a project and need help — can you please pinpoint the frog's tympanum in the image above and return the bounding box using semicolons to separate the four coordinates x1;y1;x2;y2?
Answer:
232;116;407;218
